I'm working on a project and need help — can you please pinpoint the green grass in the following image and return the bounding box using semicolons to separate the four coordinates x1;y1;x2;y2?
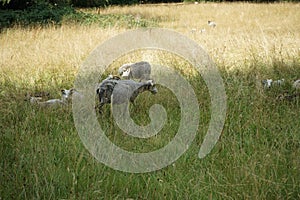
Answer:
1;2;300;199
1;58;299;199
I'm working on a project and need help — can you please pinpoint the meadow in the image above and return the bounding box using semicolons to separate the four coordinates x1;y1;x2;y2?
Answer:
1;2;300;199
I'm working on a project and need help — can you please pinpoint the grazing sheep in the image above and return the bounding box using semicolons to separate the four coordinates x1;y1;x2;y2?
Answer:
96;79;157;113
96;81;119;108
95;74;121;103
96;75;121;108
112;79;158;104
118;61;151;81
292;79;300;90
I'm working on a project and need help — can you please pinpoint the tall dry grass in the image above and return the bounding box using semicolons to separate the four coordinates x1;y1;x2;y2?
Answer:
97;3;300;65
1;3;299;84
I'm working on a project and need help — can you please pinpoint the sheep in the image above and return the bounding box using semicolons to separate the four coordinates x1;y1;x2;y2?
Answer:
208;20;216;28
118;61;151;81
29;97;43;104
103;74;121;81
273;79;285;86
262;79;285;89
96;80;118;108
95;74;120;103
262;79;273;89
61;89;75;102
24;91;50;101
30;88;77;107
96;75;120;107
96;79;157;113
292;79;300;90
30;96;66;107
112;79;158;104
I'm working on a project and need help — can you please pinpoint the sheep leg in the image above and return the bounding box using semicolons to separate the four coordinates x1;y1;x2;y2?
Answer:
97;103;105;114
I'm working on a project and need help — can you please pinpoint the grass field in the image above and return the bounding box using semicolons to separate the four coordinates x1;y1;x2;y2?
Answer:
1;2;300;199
